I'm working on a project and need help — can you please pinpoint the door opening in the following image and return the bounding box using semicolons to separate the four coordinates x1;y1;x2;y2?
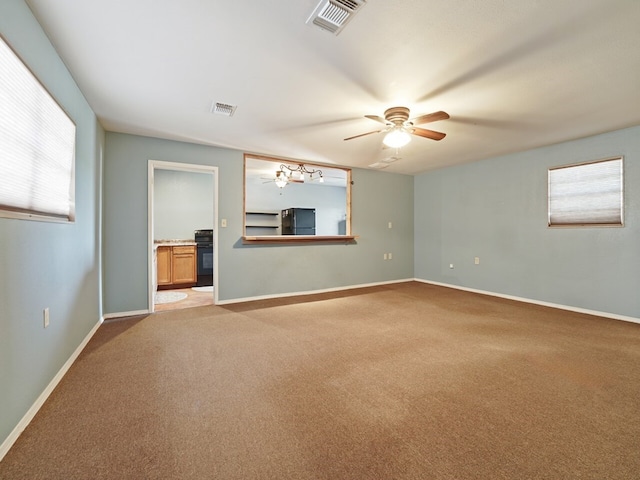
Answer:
148;160;219;312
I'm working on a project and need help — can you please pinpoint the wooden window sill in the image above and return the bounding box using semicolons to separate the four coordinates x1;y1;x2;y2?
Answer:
242;235;358;245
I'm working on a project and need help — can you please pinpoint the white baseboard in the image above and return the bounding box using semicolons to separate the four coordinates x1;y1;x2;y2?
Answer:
415;278;640;325
103;309;149;320
216;278;414;305
0;318;103;462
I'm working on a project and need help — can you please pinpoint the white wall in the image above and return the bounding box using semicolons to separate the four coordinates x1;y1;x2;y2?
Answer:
0;0;103;451
153;168;214;240
414;126;640;319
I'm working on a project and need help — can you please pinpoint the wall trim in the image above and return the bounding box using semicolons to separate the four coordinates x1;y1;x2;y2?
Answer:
415;278;640;325
0;318;103;462
216;278;414;305
102;279;413;315
103;309;149;320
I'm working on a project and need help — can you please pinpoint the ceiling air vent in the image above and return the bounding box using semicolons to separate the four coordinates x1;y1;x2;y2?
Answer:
368;156;400;170
306;0;366;35
211;102;237;117
367;162;389;170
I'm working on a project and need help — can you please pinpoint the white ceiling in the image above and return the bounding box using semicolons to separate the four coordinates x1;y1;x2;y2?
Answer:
25;0;640;175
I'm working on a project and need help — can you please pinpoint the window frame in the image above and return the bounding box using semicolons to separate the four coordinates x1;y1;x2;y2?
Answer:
242;153;356;244
547;156;624;228
0;34;76;223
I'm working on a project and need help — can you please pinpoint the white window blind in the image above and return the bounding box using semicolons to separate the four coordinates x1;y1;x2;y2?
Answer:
548;157;623;226
0;35;76;222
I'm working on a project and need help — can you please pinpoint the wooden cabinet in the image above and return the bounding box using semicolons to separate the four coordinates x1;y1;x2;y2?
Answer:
156;244;196;288
156;246;173;286
171;245;197;284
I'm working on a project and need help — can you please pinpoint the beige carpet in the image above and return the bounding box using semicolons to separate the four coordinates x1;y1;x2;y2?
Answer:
1;282;639;479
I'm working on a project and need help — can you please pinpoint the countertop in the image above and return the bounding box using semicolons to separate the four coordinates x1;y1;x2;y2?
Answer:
153;240;197;249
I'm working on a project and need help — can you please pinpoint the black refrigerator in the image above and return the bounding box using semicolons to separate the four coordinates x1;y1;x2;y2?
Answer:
281;208;316;235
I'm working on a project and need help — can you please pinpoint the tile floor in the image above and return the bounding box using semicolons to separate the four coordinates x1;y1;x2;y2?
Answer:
154;287;214;312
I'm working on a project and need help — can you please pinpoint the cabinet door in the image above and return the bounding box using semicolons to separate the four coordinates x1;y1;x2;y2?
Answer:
172;246;196;284
156;246;172;285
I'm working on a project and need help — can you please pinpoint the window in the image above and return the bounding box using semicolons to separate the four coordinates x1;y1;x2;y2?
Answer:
548;157;623;227
0;35;76;222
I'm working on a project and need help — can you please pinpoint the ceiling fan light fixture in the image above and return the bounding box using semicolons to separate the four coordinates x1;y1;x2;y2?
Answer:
275;163;323;189
383;128;411;148
275;170;288;188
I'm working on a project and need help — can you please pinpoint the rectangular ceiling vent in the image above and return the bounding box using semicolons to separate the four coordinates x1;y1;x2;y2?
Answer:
368;156;400;170
211;102;237;117
306;0;366;35
367;162;389;170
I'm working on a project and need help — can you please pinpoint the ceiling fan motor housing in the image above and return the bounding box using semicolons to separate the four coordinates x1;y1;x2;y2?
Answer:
384;106;410;125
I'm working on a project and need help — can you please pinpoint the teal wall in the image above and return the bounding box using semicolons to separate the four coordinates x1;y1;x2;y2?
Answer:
0;0;103;449
414;126;640;319
103;133;415;313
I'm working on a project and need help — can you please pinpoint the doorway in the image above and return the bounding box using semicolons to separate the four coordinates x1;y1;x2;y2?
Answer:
148;160;219;312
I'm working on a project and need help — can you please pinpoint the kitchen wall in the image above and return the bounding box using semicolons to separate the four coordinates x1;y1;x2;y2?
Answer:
0;0;103;454
414;125;640;320
246;180;347;235
103;132;415;314
153;168;214;241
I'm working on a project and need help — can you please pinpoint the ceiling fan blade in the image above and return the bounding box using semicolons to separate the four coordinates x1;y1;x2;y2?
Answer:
364;115;389;125
411;127;446;141
411;111;450;125
344;129;384;141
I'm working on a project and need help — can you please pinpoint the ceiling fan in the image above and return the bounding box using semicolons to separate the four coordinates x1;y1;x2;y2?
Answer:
344;107;449;148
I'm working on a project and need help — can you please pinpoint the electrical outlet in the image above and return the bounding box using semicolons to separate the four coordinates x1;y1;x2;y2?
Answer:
449;264;454;269
43;308;50;328
388;222;392;229
474;257;480;265
383;253;388;260
388;253;393;260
